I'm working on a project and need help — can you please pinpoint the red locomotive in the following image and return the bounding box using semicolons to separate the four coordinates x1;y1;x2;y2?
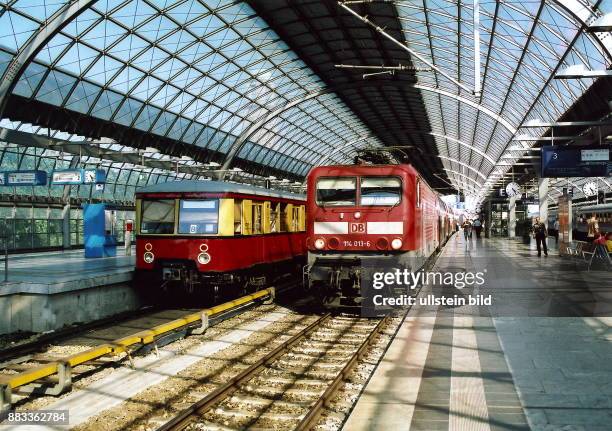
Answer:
306;164;455;307
134;180;306;299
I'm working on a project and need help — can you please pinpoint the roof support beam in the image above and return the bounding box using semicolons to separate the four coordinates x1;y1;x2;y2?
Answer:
0;0;98;118
218;88;332;178
551;0;612;60
415;84;517;135
429;132;497;165
431;154;487;181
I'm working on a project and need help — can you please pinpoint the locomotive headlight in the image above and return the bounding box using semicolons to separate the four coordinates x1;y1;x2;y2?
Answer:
391;238;403;250
197;252;211;265
314;238;326;250
354;211;361;219
143;252;155;263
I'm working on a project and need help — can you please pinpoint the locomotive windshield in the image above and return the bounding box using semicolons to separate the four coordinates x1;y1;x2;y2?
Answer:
141;199;175;234
360;177;402;206
178;199;219;234
316;177;357;206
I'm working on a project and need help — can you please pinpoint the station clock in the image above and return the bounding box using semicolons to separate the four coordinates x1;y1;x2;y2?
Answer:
582;181;598;197
505;182;521;197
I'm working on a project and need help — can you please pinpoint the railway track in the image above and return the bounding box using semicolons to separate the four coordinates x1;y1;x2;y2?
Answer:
0;287;284;413
157;313;391;431
0;306;159;364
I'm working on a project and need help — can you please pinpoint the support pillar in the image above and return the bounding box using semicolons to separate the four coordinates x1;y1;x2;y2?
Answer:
508;195;517;238
539;177;549;229
61;156;79;250
61;203;71;249
485;200;492;238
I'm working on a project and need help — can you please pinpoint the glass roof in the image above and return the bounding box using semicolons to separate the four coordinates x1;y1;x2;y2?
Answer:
0;0;610;206
395;0;611;203
0;0;382;187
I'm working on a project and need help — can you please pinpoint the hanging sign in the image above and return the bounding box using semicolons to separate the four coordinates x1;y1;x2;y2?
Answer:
541;145;611;177
51;169;106;185
51;169;82;185
4;170;47;186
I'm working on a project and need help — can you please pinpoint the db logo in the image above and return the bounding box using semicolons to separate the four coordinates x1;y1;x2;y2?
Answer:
349;223;366;233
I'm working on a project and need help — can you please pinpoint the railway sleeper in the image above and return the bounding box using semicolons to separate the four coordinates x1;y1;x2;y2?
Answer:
283;351;354;362
240;384;324;400
250;375;328;388
208;405;305;423
225;393;313;409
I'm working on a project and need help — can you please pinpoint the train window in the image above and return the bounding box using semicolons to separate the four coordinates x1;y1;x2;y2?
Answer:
280;203;290;232
234;200;242;234
291;206;300;231
360;177;402;206
270;203;280;233
178;200;219;235
416;179;421;208
316;177;357;206
252;202;264;234
141;200;175;234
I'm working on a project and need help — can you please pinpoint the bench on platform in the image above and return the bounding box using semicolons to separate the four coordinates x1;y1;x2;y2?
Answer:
581;242;612;271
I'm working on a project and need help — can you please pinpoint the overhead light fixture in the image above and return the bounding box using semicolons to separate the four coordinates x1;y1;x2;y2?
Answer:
231;167;243;172
511;134;537;141
179;155;193;161
144;147;159;153
587;13;612;32
555;64;612;79
523;118;544;127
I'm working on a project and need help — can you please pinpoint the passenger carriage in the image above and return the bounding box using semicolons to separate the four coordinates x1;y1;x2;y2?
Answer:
134;180;306;299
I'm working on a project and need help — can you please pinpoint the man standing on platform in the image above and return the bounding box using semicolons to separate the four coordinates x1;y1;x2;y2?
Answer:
533;217;548;257
473;218;483;239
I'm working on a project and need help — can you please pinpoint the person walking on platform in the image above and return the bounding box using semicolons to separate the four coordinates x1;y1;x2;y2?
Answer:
473;218;483;239
587;213;599;242
532;217;548;257
553;218;560;243
462;220;471;241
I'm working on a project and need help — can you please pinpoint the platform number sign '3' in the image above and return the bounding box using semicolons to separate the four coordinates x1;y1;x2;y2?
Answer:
350;222;365;233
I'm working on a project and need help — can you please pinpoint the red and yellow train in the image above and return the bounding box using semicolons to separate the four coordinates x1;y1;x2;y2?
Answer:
134;180;306;299
134;163;454;308
305;164;455;307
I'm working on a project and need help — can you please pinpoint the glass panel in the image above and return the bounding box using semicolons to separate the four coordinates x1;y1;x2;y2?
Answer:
178;199;219;234
141;199;175;234
360;177;402;206
316;177;357;207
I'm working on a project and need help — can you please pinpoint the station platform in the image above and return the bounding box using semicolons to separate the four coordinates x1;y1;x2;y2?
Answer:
0;249;138;335
345;234;612;431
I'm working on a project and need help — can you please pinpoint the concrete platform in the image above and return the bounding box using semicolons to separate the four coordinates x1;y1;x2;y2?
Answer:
345;234;612;431
0;249;138;334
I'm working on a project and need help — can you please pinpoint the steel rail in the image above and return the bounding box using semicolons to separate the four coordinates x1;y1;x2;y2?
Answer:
157;313;391;431
295;314;391;430
0;288;276;413
157;313;332;431
0;306;157;363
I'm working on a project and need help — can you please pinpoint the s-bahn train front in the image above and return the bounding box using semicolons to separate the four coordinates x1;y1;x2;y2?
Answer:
306;164;445;308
